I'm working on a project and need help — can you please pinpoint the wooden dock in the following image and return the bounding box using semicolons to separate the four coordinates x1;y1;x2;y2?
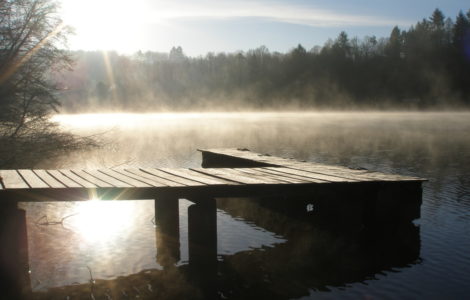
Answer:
0;148;423;201
0;148;425;298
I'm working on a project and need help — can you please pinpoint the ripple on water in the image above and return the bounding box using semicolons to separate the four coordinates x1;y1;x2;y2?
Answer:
24;199;286;290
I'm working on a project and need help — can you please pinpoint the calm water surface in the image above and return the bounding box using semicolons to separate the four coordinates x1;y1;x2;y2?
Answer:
22;112;470;299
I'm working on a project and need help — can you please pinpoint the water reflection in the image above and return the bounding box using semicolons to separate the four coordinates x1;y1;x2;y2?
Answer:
23;199;286;291
216;198;421;299
21;112;470;298
30;196;420;300
66;200;138;243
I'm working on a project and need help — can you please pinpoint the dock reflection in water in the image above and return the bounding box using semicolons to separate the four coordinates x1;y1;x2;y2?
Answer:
30;195;420;300
25;111;468;299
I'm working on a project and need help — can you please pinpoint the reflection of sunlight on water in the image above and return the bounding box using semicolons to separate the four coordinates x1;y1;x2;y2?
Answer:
66;200;137;243
27;112;470;296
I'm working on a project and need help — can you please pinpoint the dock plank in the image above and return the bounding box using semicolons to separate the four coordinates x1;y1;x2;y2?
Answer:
278;164;366;182
33;170;66;188
298;167;381;182
159;168;238;185
257;167;328;183
294;164;422;181
71;170;114;188
84;169;133;188
201;148;424;182
59;170;98;188
200;148;294;166
203;148;384;182
233;168;309;184
192;168;277;184
18;170;49;188
113;169;170;187
141;168;205;186
123;169;183;187
0;170;29;189
244;168;314;184
47;170;83;188
224;168;297;184
264;167;359;183
100;169;151;188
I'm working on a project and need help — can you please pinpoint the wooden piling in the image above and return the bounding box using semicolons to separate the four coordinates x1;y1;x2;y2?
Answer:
155;196;180;268
0;201;31;299
188;197;217;299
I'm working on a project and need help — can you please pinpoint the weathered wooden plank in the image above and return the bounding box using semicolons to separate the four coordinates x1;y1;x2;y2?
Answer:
70;170;113;188
356;172;421;181
303;168;381;181
192;168;275;184
100;169;151;187
228;168;288;184
59;170;98;188
18;169;49;188
264;167;359;183
240;168;313;184
83;169;133;188
201;148;425;182
257;167;327;183
200;148;295;166
33;170;66;188
159;168;238;185
229;167;297;184
141;168;205;186
47;170;83;188
201;148;360;182
124;168;183;187
292;163;422;181
272;164;367;182
223;168;291;184
346;168;423;181
113;169;170;187
0;170;29;189
280;161;375;180
215;150;352;178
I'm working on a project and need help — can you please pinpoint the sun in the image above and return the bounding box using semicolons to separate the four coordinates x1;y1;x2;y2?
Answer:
59;0;148;52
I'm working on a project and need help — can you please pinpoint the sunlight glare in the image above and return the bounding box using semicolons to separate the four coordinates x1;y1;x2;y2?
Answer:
67;199;137;243
59;0;148;52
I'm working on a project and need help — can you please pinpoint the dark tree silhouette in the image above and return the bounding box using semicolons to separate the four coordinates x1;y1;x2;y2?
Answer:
0;0;95;167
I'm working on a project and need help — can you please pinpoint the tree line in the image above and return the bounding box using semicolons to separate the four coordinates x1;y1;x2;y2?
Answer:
59;8;470;111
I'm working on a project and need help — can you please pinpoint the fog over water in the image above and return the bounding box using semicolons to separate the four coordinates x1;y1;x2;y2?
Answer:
23;112;470;299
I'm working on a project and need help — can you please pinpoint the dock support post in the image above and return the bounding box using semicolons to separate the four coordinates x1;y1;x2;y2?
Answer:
0;201;31;299
154;196;180;268
188;197;217;299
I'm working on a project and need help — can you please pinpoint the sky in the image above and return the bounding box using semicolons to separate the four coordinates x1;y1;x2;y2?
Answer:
59;0;469;56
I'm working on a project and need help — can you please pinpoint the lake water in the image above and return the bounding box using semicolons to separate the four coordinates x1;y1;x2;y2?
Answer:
21;112;470;299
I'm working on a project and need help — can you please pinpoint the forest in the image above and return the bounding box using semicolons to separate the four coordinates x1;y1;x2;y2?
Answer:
58;8;470;111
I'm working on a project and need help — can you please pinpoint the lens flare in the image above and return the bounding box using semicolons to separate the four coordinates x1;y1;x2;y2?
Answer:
66;199;137;243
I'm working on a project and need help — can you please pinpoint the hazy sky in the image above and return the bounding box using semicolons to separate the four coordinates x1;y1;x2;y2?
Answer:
59;0;469;56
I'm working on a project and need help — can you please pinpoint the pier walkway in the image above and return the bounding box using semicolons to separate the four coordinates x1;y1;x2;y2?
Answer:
0;148;423;201
0;149;425;298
